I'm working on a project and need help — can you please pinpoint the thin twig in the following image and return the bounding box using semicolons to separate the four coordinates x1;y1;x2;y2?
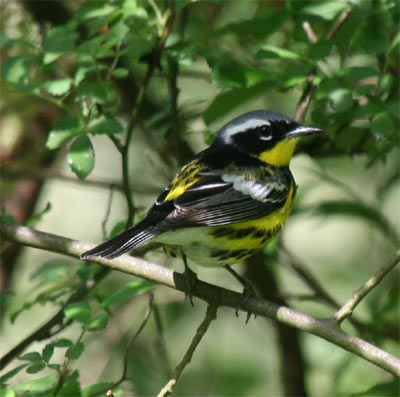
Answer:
302;21;318;43
157;304;218;397
326;8;353;40
1;224;400;377
102;185;115;240
91;294;155;397
332;251;400;324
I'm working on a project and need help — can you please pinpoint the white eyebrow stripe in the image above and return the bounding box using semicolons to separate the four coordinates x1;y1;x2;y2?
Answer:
221;119;270;144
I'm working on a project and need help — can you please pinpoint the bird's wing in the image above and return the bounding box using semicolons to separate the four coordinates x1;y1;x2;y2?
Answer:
154;166;292;230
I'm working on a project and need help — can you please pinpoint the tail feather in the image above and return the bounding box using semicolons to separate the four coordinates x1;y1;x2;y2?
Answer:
81;223;161;260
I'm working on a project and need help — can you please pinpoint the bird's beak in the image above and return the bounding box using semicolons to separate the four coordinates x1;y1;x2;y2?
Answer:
285;125;323;138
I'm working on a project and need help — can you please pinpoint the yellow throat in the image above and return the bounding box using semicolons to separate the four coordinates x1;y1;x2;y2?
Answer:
258;138;299;166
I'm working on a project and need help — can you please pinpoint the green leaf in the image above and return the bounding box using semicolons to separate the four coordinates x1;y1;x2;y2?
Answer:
0;214;17;225
101;281;154;309
371;112;395;138
255;44;301;60
42;344;54;363
84;314;109;331
0;32;35;49
53;338;73;348
67;136;95;180
75;81;109;104
44;79;72;96
46;116;83;150
89;114;123;135
26;362;46;374
301;2;348;20
1;55;33;86
378;73;394;93
341;66;379;82
0;364;28;383
310;39;333;61
31;259;69;286
112;67;129;78
82;382;115;397
66;342;84;360
329;88;353;111
26;202;52;227
19;352;42;362
352;379;400;396
64;301;91;323
0;388;15;397
15;373;58;393
204;81;274;125
75;1;117;22
206;53;248;89
43;25;78;64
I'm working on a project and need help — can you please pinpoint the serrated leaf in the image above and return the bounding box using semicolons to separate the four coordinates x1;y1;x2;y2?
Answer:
42;344;54;363
46;116;83;150
26;362;46;374
301;2;348;20
84;314;109;331
255;44;301;60
64;301;91;323
329;88;353;111
0;364;28;383
19;352;42;362
101;281;154;309
67;136;95;180
53;338;73;348
89;114;123;135
44;79;72;96
371;113;395;138
43;25;78;64
66;342;84;360
15;373;58;393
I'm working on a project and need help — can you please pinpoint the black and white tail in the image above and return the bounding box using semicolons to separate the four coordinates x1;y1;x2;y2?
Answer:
80;221;161;260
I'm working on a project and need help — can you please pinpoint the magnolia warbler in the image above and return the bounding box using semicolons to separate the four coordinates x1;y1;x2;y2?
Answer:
81;110;322;273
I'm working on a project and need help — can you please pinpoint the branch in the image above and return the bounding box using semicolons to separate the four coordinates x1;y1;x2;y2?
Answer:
332;252;400;324
157;304;218;397
1;223;399;377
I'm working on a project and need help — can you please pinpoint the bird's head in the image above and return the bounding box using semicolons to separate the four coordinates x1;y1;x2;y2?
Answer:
212;110;322;166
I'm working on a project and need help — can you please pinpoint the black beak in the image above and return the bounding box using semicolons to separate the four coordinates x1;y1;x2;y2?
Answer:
285;125;323;138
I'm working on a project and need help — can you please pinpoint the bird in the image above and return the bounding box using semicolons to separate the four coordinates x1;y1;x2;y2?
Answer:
81;110;322;284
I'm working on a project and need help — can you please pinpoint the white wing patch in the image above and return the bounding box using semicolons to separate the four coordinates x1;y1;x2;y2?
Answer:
221;173;285;203
220;118;270;144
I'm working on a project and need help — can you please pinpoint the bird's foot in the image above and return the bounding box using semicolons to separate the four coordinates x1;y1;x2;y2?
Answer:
224;265;258;323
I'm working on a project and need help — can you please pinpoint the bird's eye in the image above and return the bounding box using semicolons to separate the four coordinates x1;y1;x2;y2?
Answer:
259;125;272;141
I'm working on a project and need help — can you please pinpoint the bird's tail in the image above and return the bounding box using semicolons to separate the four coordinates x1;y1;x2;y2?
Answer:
80;221;161;260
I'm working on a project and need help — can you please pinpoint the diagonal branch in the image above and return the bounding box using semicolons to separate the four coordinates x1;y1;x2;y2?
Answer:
332;252;400;324
1;222;399;377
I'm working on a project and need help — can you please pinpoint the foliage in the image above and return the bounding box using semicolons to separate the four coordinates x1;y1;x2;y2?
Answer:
1;0;399;396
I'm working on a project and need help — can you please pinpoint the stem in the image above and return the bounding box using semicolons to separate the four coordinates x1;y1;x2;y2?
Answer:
2;223;399;377
332;251;400;324
157;304;218;397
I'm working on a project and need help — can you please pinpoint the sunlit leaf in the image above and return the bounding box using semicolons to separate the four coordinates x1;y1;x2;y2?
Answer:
43;25;78;64
64;301;91;323
44;79;72;96
1;55;34;86
89;114;123;135
255;44;301;60
46;116;83;150
84;314;109;331
67;135;95;180
301;2;348;20
329;88;353;111
15;373;58;393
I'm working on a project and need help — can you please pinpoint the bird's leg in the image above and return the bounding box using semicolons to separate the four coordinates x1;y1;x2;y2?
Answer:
224;265;257;322
182;252;197;306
